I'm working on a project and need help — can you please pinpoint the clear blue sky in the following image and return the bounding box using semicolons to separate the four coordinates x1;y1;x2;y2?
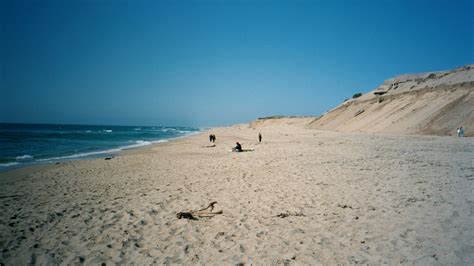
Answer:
1;0;473;127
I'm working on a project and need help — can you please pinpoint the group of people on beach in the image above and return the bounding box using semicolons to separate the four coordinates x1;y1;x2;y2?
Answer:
206;132;262;152
232;133;262;152
456;126;465;137
209;134;216;143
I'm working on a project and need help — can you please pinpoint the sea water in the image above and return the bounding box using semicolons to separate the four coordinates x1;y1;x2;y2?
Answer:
0;123;201;171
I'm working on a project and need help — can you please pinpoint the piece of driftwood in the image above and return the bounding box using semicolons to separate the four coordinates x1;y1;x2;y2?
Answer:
177;201;223;220
337;204;353;209
202;144;216;148
176;212;198;220
275;211;306;218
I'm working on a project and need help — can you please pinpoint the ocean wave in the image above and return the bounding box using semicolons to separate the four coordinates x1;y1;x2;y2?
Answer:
16;154;34;160
2;128;201;169
152;139;169;144
36;149;123;162
133;140;152;145
145;128;176;132
0;162;20;167
35;139;166;163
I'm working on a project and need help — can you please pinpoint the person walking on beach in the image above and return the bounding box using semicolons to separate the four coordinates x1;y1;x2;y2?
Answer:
212;134;216;143
209;134;213;143
258;133;262;143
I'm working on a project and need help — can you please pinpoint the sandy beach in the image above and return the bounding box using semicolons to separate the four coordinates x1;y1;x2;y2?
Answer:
1;117;473;264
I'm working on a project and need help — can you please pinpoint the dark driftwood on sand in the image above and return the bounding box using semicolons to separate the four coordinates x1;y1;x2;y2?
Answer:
177;201;223;220
275;211;306;218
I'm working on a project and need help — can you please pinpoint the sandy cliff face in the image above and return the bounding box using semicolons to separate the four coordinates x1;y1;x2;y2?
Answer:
308;64;474;136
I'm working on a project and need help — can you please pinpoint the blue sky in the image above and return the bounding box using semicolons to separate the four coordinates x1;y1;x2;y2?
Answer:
1;0;473;127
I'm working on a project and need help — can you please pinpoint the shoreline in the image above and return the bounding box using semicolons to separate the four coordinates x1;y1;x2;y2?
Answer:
1;123;470;179
0;130;207;177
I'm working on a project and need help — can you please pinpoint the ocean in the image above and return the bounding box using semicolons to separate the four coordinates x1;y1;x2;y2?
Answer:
0;123;201;171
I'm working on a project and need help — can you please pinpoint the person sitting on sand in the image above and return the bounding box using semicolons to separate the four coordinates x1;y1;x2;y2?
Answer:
232;142;242;152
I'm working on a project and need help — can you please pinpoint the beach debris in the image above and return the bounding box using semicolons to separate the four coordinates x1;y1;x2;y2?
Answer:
203;144;216;148
337;204;353;209
176;201;223;220
275;211;306;218
104;157;114;160
177;212;197;220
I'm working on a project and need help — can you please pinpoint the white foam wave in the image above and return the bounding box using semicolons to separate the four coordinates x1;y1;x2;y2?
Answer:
35;139;166;163
85;130;92;133
152;139;168;144
11;129;200;165
146;128;176;132
134;140;152;145
36;150;120;162
0;162;20;167
16;154;33;160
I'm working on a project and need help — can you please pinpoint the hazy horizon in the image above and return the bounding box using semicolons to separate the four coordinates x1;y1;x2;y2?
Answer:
1;0;473;127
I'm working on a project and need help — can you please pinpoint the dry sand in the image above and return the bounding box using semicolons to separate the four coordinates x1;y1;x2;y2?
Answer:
1;117;473;264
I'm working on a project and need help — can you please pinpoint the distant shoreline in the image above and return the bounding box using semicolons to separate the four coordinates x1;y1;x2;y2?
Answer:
0;126;205;175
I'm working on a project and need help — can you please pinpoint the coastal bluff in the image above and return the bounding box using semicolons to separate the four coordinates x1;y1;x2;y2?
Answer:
308;64;474;136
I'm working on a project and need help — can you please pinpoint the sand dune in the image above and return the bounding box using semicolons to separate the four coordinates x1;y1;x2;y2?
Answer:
309;64;474;136
1;119;473;264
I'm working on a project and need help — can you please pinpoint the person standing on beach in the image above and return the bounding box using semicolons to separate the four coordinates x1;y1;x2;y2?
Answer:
258;133;262;143
212;134;216;143
209;134;213;142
